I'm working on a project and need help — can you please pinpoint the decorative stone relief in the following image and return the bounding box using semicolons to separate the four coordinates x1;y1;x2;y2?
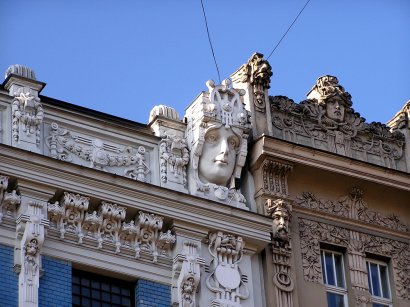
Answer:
47;193;176;262
266;199;295;307
206;231;249;306
0;175;21;223
48;192;90;243
12;92;43;145
295;187;409;232
261;159;293;198
231;53;272;112
46;122;151;182
172;241;205;307
120;211;176;262
185;79;251;210
159;133;189;187
270;76;406;170
17;201;48;307
298;218;410;300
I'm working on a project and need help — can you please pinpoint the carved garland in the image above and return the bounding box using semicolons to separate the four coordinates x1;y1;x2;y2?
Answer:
48;192;175;262
295;188;408;233
298;218;409;300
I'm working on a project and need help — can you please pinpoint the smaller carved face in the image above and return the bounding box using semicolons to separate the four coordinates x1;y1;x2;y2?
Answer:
272;209;289;241
325;96;345;123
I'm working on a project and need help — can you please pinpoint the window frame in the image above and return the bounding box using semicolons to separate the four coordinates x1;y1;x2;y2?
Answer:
366;259;392;307
320;249;349;307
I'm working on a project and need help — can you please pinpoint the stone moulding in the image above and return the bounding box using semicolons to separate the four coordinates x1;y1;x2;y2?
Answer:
46;122;151;182
295;187;409;233
172;241;205;307
47;192;176;263
0;175;21;223
298;218;409;300
270;81;406;170
206;231;249;307
261;159;293;198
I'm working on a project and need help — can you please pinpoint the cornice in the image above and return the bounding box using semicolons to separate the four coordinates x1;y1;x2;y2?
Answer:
0;144;272;251
251;136;410;191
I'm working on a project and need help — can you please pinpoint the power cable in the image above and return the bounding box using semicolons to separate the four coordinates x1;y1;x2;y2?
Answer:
266;0;312;60
200;0;221;84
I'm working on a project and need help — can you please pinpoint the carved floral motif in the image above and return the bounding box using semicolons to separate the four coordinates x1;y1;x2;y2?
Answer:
206;231;249;306
12;92;43;144
159;134;189;186
298;218;409;300
295;188;408;232
46;122;151;181
47;193;175;262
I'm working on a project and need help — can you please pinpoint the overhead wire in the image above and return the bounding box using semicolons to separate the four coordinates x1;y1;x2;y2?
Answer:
266;0;311;60
200;0;221;84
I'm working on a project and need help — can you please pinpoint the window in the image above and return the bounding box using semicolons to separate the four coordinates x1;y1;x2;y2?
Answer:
321;250;348;307
72;269;134;307
366;260;392;307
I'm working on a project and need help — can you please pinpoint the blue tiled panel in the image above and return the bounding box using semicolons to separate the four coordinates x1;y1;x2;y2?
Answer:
135;279;171;307
39;256;72;307
0;244;18;307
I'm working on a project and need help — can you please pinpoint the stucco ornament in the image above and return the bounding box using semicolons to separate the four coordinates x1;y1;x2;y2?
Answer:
270;76;405;170
17;201;48;307
185;79;250;210
0;175;21;223
159;133;189;186
12;91;43;145
266;199;295;306
46;123;151;182
172;241;205;307
298;218;410;300
206;231;249;306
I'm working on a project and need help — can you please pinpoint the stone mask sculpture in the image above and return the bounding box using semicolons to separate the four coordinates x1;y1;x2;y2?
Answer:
185;79;250;209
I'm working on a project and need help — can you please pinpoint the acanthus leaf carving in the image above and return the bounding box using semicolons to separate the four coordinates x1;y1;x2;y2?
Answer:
206;231;249;307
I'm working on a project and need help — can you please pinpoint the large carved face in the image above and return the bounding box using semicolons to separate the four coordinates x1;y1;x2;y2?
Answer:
325;96;345;123
272;208;290;241
198;125;241;186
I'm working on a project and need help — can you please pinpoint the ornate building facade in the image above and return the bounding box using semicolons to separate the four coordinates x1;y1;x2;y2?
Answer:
0;55;408;307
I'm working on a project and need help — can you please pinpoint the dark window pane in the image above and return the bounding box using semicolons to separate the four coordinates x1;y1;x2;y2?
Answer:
92;289;100;299
325;252;336;286
82;297;91;307
72;284;81;295
72;275;80;284
102;303;111;307
81;278;90;287
82;287;90;297
370;263;381;297
122;297;131;306
327;292;345;307
121;288;130;296
334;254;344;288
112;285;121;294
372;304;389;307
91;280;100;289
73;295;81;305
101;291;111;302
379;265;390;299
92;301;102;307
112;294;121;303
101;282;110;291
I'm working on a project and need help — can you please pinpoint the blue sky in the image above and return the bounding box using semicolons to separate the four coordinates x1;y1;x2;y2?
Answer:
1;0;409;124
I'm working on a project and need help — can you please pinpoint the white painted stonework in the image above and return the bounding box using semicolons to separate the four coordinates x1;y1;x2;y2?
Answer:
0;58;409;307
